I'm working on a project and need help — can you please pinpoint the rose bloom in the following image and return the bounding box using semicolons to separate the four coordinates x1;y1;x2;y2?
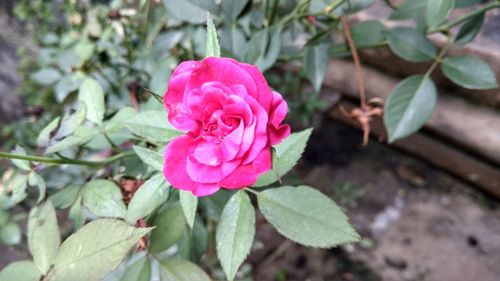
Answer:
162;57;290;196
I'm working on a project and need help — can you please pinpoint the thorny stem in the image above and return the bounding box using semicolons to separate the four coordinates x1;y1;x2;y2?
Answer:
0;151;135;167
341;16;367;110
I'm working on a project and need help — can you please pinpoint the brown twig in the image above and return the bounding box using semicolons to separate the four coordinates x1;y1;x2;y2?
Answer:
341;16;367;110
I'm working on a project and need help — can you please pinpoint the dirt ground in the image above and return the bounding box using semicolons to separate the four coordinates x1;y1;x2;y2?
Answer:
248;120;500;281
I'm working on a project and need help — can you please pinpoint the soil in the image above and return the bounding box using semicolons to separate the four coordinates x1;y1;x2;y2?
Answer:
248;120;500;281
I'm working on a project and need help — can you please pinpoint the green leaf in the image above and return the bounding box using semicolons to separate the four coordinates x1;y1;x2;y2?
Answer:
50;219;151;281
257;186;360;247
133;146;164;172
441;56;498;90
216;191;255;281
150;202;186;253
455;12;485;45
27;201;60;274
68;196;85;229
78;78;105;125
426;0;455;28
53;103;88;140
0;261;41;281
256;23;283;72
55;71;86;102
244;28;268;65
206;13;221;58
28;172;46;203
126;174;170;224
179;190;198;229
222;0;248;20
50;185;81;209
8;174;29;204
304;42;329;92
82;180;127;218
384;75;437;142
177;217;208;262
162;0;216;24
45;126;99;154
120;256;151;281
386;27;436;62
159;259;211;281
220;24;247;59
254;128;313;187
104;107;136;133
37;117;60;147
11;146;30;171
31;67;62;85
351;20;385;48
0;222;21;245
125;110;182;143
389;0;426;20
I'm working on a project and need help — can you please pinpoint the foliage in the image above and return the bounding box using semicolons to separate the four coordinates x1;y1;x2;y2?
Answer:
0;0;498;280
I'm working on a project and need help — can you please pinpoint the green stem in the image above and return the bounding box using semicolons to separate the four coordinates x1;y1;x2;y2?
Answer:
0;151;135;167
425;33;452;77
245;188;261;196
429;2;500;33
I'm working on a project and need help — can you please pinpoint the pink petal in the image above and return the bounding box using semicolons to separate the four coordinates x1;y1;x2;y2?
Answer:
220;148;272;189
186;156;240;183
163;135;219;195
268;91;290;145
193;141;223;166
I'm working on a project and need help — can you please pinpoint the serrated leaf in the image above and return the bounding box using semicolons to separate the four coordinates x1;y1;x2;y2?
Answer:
455;12;485;45
222;0;248;20
179;190;198;229
389;0;426;20
50;219;151;281
31;67;62;85
37;117;60;147
220;24;247;59
441;56;498;90
304;42;329;92
55;71;86;102
0;222;21;245
81;180;127;218
426;0;455;28
216;191;255;281
177;217;208;262
255;23;283;72
104;107;136;133
386;27;436;62
384;75;437;142
78;78;105;125
257;186;360;247
126;174;170;224
120;256;151;281
159;259;211;281
68;196;85;229
125;110;182;143
0;261;41;281
254;128;313;187
27;200;60;274
133;146;164;172
149;202;186;253
28;172;46;203
206;13;220;58
244;29;268;65
11;146;30;171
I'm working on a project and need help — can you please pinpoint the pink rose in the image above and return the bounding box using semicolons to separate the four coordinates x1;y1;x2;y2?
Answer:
162;57;290;196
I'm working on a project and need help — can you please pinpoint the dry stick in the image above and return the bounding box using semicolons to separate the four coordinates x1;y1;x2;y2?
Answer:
341;16;367;110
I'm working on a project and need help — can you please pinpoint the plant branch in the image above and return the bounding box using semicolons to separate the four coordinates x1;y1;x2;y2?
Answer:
0;151;135;167
430;2;500;33
341;16;367;110
425;33;453;77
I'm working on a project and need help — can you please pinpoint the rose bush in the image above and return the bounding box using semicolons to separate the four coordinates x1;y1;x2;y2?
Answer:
163;57;290;196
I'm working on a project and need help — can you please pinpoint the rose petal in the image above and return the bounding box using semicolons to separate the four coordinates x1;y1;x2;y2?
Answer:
220;148;272;189
163;135;219;195
186;156;240;183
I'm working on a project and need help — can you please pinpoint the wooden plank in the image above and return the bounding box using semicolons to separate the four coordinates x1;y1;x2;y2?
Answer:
327;100;500;199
